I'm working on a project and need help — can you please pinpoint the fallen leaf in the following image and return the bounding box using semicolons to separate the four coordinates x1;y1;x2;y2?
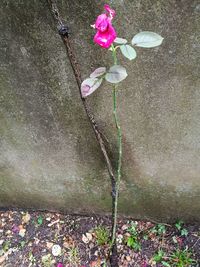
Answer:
5;230;11;235
89;258;101;267
122;224;128;231
63;235;74;249
12;225;19;234
0;249;4;256
82;233;92;244
0;255;6;264
46;242;54;249
34;237;40;245
18;226;26;237
86;233;93;241
22;213;31;224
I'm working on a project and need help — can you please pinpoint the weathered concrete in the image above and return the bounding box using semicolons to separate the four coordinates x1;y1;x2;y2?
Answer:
0;0;200;221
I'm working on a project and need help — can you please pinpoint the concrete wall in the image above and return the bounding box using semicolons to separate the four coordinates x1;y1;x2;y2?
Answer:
0;0;200;221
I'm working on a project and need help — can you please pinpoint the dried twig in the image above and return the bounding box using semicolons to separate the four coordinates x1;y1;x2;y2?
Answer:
46;0;116;189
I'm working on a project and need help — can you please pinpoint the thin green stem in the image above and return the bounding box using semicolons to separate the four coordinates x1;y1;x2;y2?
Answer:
111;86;122;246
111;44;117;65
110;44;122;247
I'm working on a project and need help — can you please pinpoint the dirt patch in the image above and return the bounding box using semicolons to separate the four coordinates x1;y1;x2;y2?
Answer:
0;209;199;266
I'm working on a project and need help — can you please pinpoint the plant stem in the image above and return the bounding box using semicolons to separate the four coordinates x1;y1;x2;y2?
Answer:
111;44;122;246
111;86;122;246
111;44;117;65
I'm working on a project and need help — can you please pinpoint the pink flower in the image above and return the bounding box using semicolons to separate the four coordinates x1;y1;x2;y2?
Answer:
93;4;117;48
104;4;116;19
56;263;63;267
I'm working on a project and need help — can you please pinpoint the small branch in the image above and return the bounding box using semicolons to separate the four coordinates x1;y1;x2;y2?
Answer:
46;0;116;190
190;237;200;249
111;86;122;246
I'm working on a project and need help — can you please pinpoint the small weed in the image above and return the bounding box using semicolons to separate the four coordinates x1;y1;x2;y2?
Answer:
169;248;196;267
94;226;109;246
153;249;165;263
150;223;166;236
175;220;188;237
175;220;184;231
161;262;171;267
180;228;188;236
2;241;11;252
29;251;36;265
152;249;170;266
102;261;108;267
126;235;141;251
143;234;148;240
128;222;138;235
125;222;141;251
41;253;53;267
19;240;26;249
67;246;80;266
37;215;43;226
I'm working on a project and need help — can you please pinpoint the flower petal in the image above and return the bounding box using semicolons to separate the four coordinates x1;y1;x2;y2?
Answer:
95;14;109;32
94;24;117;48
104;4;116;19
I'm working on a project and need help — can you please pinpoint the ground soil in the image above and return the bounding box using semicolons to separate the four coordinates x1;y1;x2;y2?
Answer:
0;209;199;267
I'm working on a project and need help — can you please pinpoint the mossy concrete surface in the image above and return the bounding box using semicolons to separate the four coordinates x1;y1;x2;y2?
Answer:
0;0;200;221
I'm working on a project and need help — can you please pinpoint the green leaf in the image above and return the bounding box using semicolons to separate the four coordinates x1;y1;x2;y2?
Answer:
161;261;171;267
181;228;188;236
153;250;164;262
37;216;43;225
90;67;106;78
3;241;10;252
132;31;164;48
105;65;127;84
114;37;127;44
127;237;134;247
20;241;26;247
120;45;137;60
175;220;183;230
81;77;103;97
133;242;141;251
157;224;166;235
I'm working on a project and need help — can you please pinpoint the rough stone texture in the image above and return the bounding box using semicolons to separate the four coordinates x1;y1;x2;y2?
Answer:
0;0;200;221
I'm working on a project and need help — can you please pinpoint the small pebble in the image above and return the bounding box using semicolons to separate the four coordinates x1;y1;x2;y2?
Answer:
52;244;62;256
126;255;131;262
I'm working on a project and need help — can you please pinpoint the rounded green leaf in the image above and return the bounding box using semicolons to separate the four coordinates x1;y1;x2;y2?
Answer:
114;37;127;44
120;45;137;60
131;31;164;48
90;67;106;78
105;65;127;84
81;78;102;97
